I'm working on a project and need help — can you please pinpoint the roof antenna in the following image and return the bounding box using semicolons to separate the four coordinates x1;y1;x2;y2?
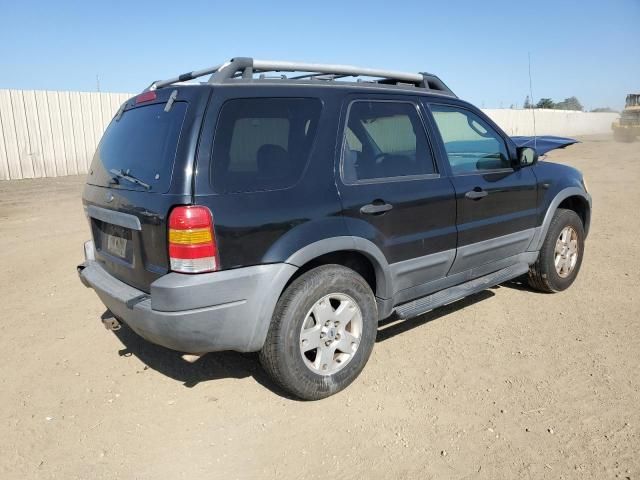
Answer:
528;52;537;150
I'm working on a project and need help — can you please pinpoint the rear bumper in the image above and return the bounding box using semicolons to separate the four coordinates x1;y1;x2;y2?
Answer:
78;241;296;353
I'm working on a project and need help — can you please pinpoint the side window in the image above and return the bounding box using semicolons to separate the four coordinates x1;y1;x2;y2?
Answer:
228;118;289;172
342;101;436;183
430;105;511;175
212;98;322;193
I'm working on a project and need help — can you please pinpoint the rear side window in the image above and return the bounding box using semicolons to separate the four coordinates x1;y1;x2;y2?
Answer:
341;101;436;183
211;98;322;193
88;102;188;192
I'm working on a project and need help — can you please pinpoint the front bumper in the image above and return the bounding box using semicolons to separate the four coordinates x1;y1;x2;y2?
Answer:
78;241;296;353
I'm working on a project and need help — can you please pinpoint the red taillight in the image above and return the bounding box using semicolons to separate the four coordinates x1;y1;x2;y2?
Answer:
168;206;218;273
135;91;157;104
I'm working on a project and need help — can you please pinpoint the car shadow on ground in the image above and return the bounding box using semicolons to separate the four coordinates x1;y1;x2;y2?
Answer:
111;320;292;395
498;275;546;293
106;288;499;396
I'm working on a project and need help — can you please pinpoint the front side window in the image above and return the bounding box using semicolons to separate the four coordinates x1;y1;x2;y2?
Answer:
342;101;436;183
430;105;510;175
212;98;322;193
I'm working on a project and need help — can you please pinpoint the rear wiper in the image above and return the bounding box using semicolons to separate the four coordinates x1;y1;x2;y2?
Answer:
109;168;151;190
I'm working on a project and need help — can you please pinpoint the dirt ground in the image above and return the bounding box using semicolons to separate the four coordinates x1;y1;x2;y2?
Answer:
0;135;638;479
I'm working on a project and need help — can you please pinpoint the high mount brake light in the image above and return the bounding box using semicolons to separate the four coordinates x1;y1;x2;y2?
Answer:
168;206;218;273
135;91;157;104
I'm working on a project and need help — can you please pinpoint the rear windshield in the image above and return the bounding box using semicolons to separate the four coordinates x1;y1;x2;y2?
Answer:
211;98;322;193
87;102;188;192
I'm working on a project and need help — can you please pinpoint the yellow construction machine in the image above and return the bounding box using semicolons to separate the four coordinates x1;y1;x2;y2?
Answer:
612;93;640;142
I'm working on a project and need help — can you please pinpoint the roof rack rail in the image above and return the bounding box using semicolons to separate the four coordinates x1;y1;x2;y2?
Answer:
147;57;456;97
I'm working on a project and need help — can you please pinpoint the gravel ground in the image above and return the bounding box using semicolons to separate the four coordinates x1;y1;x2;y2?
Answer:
0;135;638;479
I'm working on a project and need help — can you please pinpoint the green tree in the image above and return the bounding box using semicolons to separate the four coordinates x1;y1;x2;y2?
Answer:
536;98;555;109
555;96;583;111
591;107;617;113
523;95;532;109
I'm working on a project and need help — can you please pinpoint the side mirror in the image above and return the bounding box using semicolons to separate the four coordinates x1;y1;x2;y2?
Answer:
516;146;538;167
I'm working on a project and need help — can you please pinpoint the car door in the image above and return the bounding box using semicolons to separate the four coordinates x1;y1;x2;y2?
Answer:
336;95;457;296
425;102;538;275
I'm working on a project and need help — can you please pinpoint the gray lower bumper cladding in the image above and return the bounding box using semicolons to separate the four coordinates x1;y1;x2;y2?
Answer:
78;242;296;354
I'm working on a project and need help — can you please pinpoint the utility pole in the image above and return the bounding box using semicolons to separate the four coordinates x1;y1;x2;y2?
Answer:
96;74;101;92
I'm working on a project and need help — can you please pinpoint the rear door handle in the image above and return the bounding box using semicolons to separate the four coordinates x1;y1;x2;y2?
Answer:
465;189;488;200
360;202;393;215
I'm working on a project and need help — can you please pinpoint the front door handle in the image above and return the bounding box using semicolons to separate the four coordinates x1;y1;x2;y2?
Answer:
360;202;393;215
465;188;488;200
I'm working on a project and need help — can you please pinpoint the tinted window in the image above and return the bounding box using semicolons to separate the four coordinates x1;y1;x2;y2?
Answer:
87;102;188;192
212;98;322;193
342;101;435;183
430;105;510;174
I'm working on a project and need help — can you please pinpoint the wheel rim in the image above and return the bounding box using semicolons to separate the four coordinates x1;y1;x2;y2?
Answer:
299;293;363;376
554;226;579;278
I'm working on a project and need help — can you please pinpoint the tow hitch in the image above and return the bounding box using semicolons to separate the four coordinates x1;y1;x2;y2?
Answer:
101;312;122;331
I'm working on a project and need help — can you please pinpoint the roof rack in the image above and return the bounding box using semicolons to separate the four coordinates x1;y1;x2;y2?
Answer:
147;57;456;97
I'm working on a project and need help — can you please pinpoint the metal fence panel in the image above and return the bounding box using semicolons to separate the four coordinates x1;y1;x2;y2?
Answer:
58;91;79;176
0;90;16;180
46;91;69;177
69;91;87;174
22;90;47;177
10;90;36;178
0;89;134;180
34;90;57;177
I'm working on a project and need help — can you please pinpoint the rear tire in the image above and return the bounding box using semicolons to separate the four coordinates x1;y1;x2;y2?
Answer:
259;265;377;400
528;208;585;293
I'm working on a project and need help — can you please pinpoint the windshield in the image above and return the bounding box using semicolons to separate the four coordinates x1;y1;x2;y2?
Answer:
87;102;188;192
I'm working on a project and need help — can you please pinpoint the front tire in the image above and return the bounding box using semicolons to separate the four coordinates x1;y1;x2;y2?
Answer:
259;265;377;400
528;208;585;293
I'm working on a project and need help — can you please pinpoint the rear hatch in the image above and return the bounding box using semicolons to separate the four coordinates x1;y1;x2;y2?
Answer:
83;86;210;292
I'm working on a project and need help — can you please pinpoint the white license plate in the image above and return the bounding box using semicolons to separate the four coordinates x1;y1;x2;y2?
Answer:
106;235;127;258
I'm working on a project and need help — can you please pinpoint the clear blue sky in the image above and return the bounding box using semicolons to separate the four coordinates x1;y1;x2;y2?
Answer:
1;0;638;110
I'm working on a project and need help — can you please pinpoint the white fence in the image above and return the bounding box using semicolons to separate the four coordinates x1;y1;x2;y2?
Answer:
484;109;618;137
0;90;132;180
0;89;620;181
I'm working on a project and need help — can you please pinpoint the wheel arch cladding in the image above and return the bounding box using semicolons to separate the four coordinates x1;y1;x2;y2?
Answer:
283;250;377;296
557;195;590;234
531;187;592;251
284;237;393;300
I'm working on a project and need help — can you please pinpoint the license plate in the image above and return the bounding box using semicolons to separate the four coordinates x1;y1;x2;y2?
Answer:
107;234;127;258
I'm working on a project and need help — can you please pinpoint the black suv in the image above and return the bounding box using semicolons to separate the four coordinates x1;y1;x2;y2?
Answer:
78;57;591;400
